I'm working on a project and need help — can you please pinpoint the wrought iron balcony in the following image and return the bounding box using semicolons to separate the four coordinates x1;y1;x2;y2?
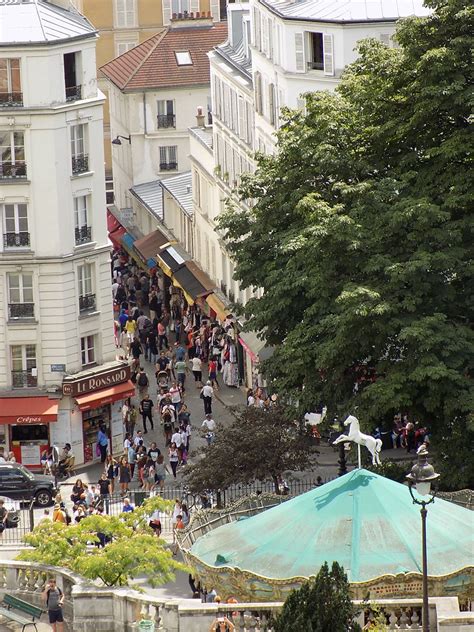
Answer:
159;162;178;171
71;154;89;175
0;161;27;179
9;303;34;319
65;85;82;102
157;114;176;129
11;370;38;389
4;232;30;248
0;92;23;107
75;225;92;245
79;293;96;312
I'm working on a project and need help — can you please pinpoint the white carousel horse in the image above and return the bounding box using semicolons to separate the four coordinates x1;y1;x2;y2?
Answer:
332;415;382;465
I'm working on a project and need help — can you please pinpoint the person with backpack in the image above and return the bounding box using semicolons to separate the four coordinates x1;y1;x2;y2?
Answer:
139;394;154;433
136;367;149;397
42;578;64;631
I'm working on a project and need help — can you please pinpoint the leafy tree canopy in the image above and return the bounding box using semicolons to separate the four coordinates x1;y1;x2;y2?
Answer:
18;496;187;587
274;562;360;632
218;0;473;476
183;405;317;493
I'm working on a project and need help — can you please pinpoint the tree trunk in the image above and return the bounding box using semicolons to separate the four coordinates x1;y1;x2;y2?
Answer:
272;475;280;495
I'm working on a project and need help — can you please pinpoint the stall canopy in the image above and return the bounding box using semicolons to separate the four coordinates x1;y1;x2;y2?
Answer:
0;397;58;424
74;380;135;412
239;331;274;362
156;244;188;277
206;291;231;322
173;261;215;303
134;229;170;269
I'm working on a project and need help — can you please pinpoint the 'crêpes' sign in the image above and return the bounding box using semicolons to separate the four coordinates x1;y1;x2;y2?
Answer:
62;365;130;397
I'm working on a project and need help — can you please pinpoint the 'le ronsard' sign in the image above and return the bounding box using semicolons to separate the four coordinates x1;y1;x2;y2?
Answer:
62;365;130;397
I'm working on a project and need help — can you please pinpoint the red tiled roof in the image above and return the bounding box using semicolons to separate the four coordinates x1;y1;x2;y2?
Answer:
100;22;228;91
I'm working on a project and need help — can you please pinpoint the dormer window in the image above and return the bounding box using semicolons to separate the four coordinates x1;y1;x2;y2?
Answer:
175;51;192;66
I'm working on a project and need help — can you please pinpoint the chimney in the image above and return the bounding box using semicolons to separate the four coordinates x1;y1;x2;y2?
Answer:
196;106;205;128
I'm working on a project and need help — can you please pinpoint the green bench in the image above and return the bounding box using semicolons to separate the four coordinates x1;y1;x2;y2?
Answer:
0;593;44;631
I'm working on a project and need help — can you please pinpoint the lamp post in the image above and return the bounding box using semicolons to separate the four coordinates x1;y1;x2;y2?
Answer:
337;416;347;477
111;135;131;145
406;447;439;632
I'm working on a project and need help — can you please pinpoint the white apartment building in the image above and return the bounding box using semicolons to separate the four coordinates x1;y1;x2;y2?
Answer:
0;0;128;469
250;0;431;152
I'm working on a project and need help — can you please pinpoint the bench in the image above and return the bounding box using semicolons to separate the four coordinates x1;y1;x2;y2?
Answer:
0;594;44;631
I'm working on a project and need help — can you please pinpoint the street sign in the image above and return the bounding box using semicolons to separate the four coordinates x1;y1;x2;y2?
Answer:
50;364;66;372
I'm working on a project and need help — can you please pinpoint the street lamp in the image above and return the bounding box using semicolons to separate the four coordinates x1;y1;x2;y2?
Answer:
406;447;440;632
112;135;131;145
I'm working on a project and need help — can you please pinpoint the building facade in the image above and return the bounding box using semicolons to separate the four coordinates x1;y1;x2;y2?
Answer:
0;0;126;467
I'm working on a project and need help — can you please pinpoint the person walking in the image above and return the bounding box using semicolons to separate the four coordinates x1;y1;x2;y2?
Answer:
168;442;179;478
139;394;154;434
191;355;202;385
136;367;149;397
118;456;131;496
42;578;64;632
208;356;219;389
200;381;214;415
175;357;187;391
97;472;111;514
96;424;109;463
169;381;182;414
201;413;216;445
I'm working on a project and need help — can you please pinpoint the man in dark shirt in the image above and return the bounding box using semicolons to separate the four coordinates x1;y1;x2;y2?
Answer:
139;395;154;433
155;351;170;372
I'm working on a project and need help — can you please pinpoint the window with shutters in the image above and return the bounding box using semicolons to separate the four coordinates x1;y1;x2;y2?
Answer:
294;32;305;72
238;97;246;142
268;83;276;126
159;146;178;171
308;32;324;70
193;169;201;207
115;0;136;27
254;72;263;115
116;39;138;57
253;8;261;51
171;0;189;14
262;15;269;56
246;101;253;147
243;17;251;59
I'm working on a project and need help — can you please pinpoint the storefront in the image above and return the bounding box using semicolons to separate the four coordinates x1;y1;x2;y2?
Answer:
205;290;232;323
0;396;59;468
238;331;274;390
61;362;135;465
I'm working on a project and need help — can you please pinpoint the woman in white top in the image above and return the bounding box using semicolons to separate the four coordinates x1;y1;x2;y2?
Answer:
190;356;202;385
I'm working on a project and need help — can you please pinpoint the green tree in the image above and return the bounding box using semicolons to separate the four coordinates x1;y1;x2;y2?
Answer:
183;405;317;494
218;0;473;485
274;562;359;632
18;496;187;587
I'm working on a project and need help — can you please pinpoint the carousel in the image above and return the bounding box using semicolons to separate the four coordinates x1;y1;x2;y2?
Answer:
179;468;473;602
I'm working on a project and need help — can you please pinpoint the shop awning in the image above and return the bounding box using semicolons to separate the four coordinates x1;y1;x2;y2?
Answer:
0;397;58;424
156;244;188;277
134;229;170;269
173;261;215;303
239;331;274;363
74;380;136;411
121;232;136;250
206;292;232;322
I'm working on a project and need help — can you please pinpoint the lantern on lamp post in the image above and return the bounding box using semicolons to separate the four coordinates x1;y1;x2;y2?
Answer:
406;447;440;632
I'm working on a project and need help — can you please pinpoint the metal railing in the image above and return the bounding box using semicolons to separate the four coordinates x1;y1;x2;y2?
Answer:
307;60;324;71
3;232;30;248
75;225;92;245
159;161;178;171
157;114;176;128
71;154;89;175
65;84;82;102
79;293;96;312
8;303;34;319
11;370;37;389
0;91;23;107
0;160;27;179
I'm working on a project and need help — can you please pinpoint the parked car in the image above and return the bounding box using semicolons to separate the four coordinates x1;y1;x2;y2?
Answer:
0;496;21;528
0;463;56;507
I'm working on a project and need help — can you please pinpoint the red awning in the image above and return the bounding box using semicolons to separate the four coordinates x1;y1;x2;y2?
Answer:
74;380;135;411
0;397;58;424
109;225;126;247
107;210;121;233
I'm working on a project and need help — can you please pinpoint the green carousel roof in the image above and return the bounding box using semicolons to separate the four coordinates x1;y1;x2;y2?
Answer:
190;469;474;583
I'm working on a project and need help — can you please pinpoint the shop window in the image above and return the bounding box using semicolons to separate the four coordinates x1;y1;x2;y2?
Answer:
11;425;48;442
81;335;96;366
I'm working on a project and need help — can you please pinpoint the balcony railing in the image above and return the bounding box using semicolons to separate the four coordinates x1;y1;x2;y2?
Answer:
157;114;176;129
9;303;34;319
11;370;37;389
0;161;27;179
307;60;324;71
71;154;89;175
160;162;178;171
0;92;23;107
4;232;30;248
79;293;96;312
75;225;92;245
65;85;82;102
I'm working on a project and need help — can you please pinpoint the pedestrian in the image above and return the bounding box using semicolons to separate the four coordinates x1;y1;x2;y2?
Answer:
97;473;111;514
129;336;143;362
162;409;174;446
168;442;179;478
125;316;137;343
136;367;149;397
139;394;154;433
208;356;219;388
171;426;183;461
200;380;214;415
96;424;109;463
147;329;158;364
0;500;8;539
154;454;168;489
201;414;216;445
169;381;182;413
42;578;64;632
157;320;168;350
104;454;117;493
118;456;131;496
191;355;202;385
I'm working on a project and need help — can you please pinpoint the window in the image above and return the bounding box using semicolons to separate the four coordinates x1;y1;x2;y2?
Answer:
159;146;177;171
175;51;192;66
64;52;81;101
81;335;95;366
11;344;37;388
115;0;136;27
3;203;29;248
0;59;22;106
116;39;138;56
105;178;115;205
254;72;263;115
269;83;276;126
157;100;175;129
78;263;95;312
74;195;92;244
8;272;34;319
308;32;324;70
171;0;189;14
193;169;201;207
0;131;26;178
70;124;88;174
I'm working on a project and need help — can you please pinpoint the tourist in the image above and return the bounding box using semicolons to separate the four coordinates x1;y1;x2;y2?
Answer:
122;497;134;513
208;356;219;389
201;414;216;445
42;578;64;632
200;380;214;415
191;354;202;385
154;455;168;490
0;500;8;539
97;473;111;514
96;424;109;463
118;456;131;496
169;442;179;478
104;454;118;494
139;394;154;433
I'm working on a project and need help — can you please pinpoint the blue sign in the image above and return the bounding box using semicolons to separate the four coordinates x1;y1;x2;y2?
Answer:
50;364;66;372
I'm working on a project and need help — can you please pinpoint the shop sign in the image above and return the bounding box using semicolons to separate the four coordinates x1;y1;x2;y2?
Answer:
62;365;130;397
15;416;44;425
51;364;66;372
